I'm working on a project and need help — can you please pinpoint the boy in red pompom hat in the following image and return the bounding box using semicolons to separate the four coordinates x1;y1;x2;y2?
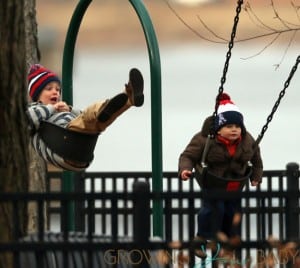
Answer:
178;93;263;258
26;64;144;171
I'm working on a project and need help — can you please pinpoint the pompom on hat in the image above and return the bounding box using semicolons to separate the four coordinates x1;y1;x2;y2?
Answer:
28;64;61;101
214;93;244;132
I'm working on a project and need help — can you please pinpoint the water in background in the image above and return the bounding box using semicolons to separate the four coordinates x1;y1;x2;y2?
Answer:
72;43;299;172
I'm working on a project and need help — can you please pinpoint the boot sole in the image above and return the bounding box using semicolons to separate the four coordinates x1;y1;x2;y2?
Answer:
129;68;144;107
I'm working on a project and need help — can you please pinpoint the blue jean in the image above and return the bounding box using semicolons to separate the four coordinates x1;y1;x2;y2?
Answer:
196;198;241;239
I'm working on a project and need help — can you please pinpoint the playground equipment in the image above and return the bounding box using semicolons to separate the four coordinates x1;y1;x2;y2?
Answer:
58;0;163;236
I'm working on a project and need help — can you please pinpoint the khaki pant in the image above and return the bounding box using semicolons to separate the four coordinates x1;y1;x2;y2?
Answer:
67;97;131;134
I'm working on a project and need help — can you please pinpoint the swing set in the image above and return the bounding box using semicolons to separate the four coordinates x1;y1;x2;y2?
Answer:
35;0;163;235
39;0;162;166
36;0;299;233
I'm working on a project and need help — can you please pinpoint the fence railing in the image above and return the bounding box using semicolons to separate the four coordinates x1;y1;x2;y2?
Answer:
0;162;299;267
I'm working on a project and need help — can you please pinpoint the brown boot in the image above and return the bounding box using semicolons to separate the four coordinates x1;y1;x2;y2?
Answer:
125;68;144;107
97;93;128;122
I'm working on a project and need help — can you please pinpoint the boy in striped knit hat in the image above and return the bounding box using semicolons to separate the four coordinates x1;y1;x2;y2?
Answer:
26;64;144;171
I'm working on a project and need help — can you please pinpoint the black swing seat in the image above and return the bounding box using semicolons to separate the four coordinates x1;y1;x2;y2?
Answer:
195;165;252;191
38;121;99;163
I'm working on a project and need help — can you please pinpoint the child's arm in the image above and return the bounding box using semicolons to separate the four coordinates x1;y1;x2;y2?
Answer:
26;103;56;131
250;146;263;186
68;106;81;116
178;131;205;180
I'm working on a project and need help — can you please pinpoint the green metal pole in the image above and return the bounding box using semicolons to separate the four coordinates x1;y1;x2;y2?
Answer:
129;0;163;237
61;0;163;236
62;0;92;103
61;0;93;231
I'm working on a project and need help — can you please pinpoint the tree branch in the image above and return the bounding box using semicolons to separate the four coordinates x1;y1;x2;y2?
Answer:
165;0;300;68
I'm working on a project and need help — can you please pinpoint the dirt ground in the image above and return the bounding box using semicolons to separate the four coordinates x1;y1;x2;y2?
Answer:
36;0;298;50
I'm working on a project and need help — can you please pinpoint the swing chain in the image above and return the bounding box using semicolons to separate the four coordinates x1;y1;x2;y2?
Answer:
214;0;244;117
210;0;244;137
255;55;300;145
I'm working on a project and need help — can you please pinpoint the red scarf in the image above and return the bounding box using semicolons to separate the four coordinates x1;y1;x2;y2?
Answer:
217;135;242;156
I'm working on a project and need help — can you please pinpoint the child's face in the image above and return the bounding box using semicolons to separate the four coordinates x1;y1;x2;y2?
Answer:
37;81;61;104
217;124;242;142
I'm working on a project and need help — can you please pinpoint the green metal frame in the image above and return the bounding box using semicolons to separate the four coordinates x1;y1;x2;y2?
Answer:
61;0;163;237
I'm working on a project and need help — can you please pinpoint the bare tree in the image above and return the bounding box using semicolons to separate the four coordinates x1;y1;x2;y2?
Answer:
165;0;300;67
0;1;29;267
0;0;45;266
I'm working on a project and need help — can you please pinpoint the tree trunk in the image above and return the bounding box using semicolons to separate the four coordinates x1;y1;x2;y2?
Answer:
24;0;49;234
0;1;29;267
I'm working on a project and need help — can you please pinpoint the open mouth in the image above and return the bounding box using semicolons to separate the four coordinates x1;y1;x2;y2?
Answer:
50;97;58;102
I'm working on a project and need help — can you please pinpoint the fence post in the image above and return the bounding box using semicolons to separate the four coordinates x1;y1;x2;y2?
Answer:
133;180;151;267
73;171;85;232
133;180;150;243
285;162;299;241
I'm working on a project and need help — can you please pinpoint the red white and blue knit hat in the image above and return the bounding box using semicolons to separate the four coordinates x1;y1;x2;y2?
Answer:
28;64;61;101
214;93;244;131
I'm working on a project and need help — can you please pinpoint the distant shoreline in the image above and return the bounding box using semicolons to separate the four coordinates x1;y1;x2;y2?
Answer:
36;1;297;49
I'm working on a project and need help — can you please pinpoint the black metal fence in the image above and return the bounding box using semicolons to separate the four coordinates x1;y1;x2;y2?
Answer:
0;163;299;267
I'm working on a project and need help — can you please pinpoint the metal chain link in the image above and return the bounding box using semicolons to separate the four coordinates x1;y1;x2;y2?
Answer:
255;55;300;146
210;0;244;136
214;0;243;115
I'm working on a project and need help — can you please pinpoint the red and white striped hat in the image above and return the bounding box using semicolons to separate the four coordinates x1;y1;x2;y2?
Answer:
214;93;244;131
28;64;61;102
